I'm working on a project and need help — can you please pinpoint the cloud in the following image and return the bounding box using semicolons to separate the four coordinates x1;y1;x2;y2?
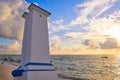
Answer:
62;0;120;50
53;19;64;25
49;36;70;52
70;0;118;26
48;0;120;55
100;37;118;49
65;32;83;39
0;3;12;21
84;39;100;49
50;36;71;54
0;0;28;40
48;19;70;34
7;41;20;51
50;36;61;50
0;41;20;54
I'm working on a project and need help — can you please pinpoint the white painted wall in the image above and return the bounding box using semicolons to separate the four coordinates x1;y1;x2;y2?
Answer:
21;9;50;64
21;12;32;65
30;9;50;63
19;4;58;80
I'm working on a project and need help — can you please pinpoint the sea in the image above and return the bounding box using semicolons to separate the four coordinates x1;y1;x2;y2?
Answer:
0;54;120;80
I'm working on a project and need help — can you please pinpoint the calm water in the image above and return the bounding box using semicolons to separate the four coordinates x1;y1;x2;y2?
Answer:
1;55;120;80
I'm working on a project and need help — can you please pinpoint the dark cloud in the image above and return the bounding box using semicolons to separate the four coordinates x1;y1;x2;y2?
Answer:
84;39;90;45
100;37;118;49
84;39;99;48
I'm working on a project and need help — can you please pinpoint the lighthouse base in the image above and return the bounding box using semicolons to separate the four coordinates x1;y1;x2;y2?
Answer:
12;62;58;80
21;71;57;80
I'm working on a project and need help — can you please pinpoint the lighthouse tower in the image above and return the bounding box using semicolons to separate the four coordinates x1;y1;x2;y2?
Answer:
12;3;58;80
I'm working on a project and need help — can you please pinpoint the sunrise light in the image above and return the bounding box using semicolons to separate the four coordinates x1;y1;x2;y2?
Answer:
108;26;120;41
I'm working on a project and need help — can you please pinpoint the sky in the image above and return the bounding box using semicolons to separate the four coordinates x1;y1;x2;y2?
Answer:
0;0;120;55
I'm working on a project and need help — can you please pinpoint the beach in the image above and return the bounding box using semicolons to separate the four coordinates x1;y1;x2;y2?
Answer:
0;64;16;80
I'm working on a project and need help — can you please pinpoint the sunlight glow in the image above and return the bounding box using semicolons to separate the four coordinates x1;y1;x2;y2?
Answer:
108;26;120;41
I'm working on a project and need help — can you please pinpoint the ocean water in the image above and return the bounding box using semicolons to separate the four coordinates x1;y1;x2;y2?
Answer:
0;55;120;80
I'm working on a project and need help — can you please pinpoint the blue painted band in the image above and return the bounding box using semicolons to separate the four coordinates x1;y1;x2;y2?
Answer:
18;62;53;69
12;62;55;77
24;69;55;72
24;62;53;67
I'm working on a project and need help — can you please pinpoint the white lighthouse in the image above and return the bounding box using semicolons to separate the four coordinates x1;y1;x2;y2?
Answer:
12;3;58;80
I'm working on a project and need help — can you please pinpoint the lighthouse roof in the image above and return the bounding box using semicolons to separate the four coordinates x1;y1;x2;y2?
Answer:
22;12;29;18
28;3;51;17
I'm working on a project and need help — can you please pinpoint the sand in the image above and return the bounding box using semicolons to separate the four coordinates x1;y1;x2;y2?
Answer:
0;64;16;80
